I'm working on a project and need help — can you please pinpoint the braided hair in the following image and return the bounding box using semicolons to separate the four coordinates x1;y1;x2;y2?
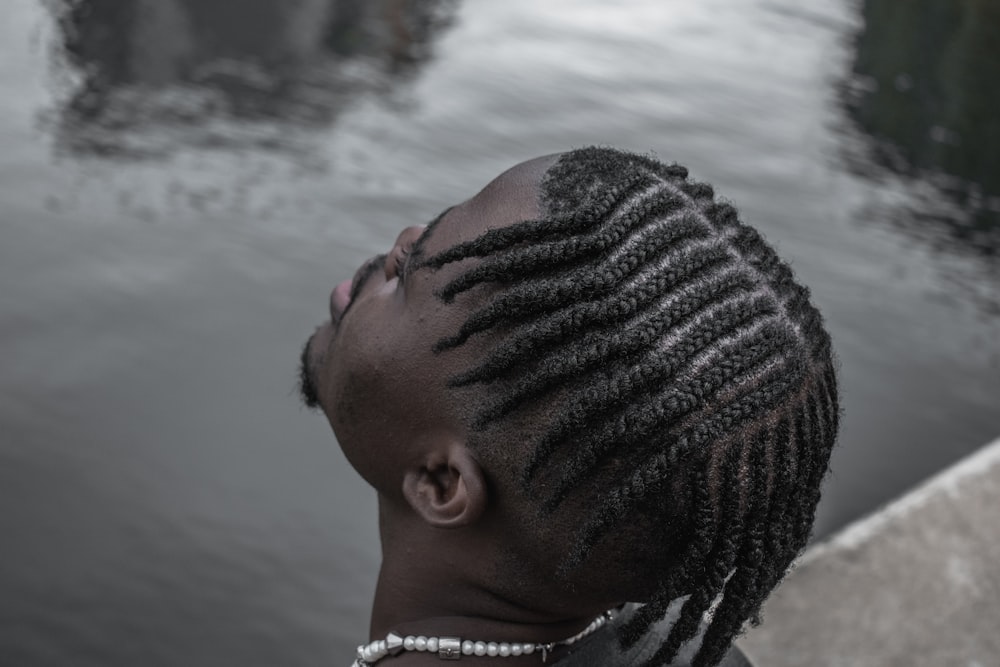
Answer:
420;147;839;667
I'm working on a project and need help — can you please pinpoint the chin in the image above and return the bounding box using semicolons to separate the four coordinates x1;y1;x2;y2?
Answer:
299;325;332;410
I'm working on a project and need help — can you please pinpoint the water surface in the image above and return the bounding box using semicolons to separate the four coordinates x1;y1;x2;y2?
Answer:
1;0;997;664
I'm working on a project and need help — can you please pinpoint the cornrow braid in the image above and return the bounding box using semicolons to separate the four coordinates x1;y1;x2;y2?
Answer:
435;183;690;305
468;266;762;429
542;320;797;510
424;147;839;667
433;211;714;354
421;170;659;273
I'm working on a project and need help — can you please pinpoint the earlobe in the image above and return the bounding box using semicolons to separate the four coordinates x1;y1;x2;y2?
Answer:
402;445;487;528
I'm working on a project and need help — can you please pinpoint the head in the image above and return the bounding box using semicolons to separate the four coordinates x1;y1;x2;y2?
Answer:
300;147;839;667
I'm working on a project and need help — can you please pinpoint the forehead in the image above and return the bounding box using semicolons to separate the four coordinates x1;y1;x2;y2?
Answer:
422;155;559;256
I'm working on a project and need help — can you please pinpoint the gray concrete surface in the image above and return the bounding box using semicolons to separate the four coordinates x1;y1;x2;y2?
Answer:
738;436;1000;667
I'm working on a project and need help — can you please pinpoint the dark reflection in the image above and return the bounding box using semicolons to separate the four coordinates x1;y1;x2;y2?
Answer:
842;0;1000;261
47;0;458;158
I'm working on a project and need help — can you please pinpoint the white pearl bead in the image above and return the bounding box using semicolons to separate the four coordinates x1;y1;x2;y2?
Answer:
462;641;475;656
487;642;499;657
427;637;439;653
511;644;523;656
499;643;511;657
523;643;536;654
415;636;428;651
403;636;416;651
474;641;487;656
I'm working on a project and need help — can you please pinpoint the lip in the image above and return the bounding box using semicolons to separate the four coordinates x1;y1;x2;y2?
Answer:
329;277;353;324
329;254;386;325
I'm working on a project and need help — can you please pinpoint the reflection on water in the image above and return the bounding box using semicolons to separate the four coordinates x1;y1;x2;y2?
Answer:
843;0;1000;265
47;0;458;157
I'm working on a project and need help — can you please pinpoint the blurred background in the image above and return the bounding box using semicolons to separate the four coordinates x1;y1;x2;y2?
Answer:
0;0;997;665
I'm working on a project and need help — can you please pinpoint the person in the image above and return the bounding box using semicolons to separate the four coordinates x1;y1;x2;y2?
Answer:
298;147;840;667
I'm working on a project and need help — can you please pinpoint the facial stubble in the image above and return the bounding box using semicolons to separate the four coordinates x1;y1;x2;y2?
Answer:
298;333;321;409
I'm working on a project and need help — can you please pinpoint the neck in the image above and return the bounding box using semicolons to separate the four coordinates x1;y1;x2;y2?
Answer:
365;501;612;665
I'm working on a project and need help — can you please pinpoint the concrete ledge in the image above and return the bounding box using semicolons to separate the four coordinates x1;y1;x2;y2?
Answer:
738;436;1000;667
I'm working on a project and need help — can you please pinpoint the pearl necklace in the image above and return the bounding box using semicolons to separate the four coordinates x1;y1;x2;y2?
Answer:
351;609;617;666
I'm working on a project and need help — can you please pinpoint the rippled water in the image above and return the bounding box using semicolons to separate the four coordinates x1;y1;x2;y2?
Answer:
1;0;998;664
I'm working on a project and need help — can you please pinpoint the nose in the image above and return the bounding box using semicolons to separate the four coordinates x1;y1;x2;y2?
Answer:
385;225;426;281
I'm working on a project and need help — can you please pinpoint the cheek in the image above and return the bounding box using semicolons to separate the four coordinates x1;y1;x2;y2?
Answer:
317;283;477;483
324;328;396;441
328;365;400;488
321;325;424;488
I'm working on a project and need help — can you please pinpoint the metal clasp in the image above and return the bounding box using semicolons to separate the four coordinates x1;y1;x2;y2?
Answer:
438;637;461;660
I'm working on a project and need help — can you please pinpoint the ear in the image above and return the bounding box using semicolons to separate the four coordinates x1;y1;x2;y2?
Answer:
402;443;487;528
